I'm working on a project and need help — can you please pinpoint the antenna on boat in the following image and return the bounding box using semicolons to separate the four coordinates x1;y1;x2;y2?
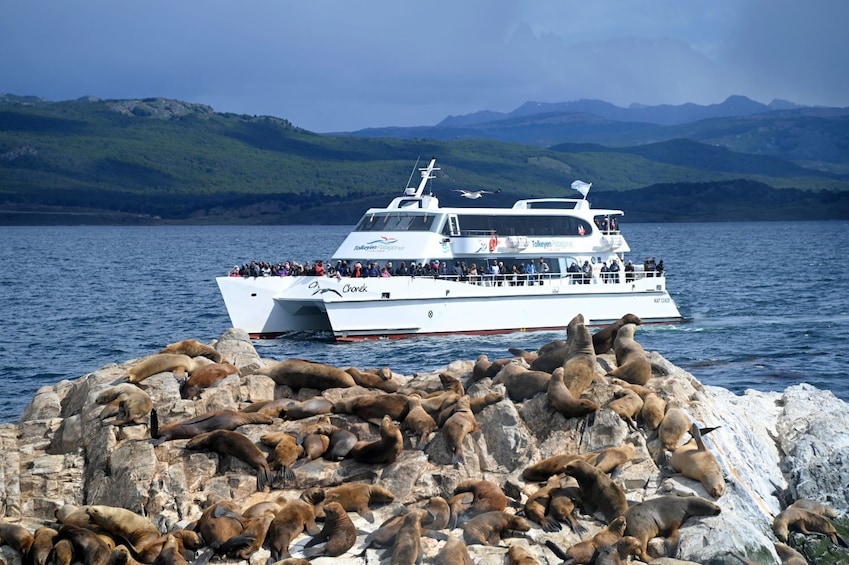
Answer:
404;156;421;195
571;180;592;200
406;156;439;198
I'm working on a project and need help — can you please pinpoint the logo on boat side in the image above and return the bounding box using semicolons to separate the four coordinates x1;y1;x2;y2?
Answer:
308;281;343;297
353;235;404;252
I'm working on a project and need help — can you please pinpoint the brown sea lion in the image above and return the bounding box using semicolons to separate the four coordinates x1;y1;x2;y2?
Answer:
594;536;642;565
85;506;161;554
521;453;590;482
130;530;203;563
324;483;395;523
563;459;628;522
29;526;58;565
54;524;113;565
529;314;584;373
639;391;667;431
325;426;359;461
151;409;273;443
493;361;552;402
180;362;240;399
95;383;153;426
606;323;651;385
127;353;199;384
773;504;848;546
508;347;539;365
523;475;566;532
196;500;245;549
389;508;427;565
185;430;273;491
591;444;636;474
789;498;839;518
432;533;474;565
592;313;642;354
669;423;726;498
548;480;586;535
301;432;331;460
254;358;355;390
266;499;320;561
151;534;187;565
561;321;598;396
470;390;505;413
349;414;404;465
507;544;540;565
401;395;438;450
159;338;221;362
331;393;410;424
344;366;401;392
544;515;627;565
471;354;511;384
657;405;691;451
285;397;334;420
0;519;34;555
774;541;808;565
239;398;299;417
605;387;644;429
449;480;509;527
301;501;357;558
259;432;303;485
461;511;530;546
548;367;599;420
48;537;74;565
442;395;481;465
438;372;465;395
213;511;275;560
623;495;721;560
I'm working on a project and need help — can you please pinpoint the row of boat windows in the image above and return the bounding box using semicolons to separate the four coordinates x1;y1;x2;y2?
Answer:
354;213;595;237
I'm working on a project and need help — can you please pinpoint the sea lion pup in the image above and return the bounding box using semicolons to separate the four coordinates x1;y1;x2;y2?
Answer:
493;361;552;402
343;366;401;392
196;500;245;548
593;536;642;565
331;392;410;424
523;475;566;532
284;397;334;420
150;409;273;444
401;395;437;450
605;387;644;430
95;383;153;426
773;504;848;547
29;526;58;565
259;432;303;485
592;313;642;354
449;479;509;527
388;508;428;565
432;533;474;565
656;405;692;451
185;429;273;491
561;321;598;397
471;354;511;384
623;495;721;560
0;519;35;556
470;390;505;413
48;537;74;565
591;444;636;474
639;391;667;431
127;530;203;564
563;459;628;522
521;453;591;482
300;431;331;460
461;511;530;546
548;480;586;535
606;323;651;385
507;544;540;565
211;510;276;561
325;425;359;461
266;499;320;561
151;534;187;565
773;542;808;565
253;358;355;390
544;515;627;565
126;353;199;384
301;501;357;559
548;367;599;420
442;395;481;465
54;524;114;565
349;414;404;465
85;506;161;555
159;338;222;363
669;423;726;498
180;362;240;399
323;483;395;523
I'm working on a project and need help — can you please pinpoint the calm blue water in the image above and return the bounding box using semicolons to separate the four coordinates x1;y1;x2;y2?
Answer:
1;221;847;423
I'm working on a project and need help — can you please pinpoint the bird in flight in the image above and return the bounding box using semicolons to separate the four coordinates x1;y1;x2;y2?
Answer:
454;189;501;199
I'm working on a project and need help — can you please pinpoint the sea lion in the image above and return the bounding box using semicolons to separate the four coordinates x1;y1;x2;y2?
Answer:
54;524;113;565
324;483;395;523
773;504;848;546
29;526;58;565
507;544;540;565
548;480;586;535
185;429;273;491
151;534;187;565
401;395;438;450
529;314;584;373
95;383;153;426
605;387;644;429
774;541;808;565
788;498;839;518
241;495;288;519
669;423;726;498
301;432;331;460
239;398;299;417
331;392;410;424
432;533;474;565
606;323;651;385
442;395;481;465
544;515;627;565
344;366;401;392
0;519;34;555
548;367;599;419
508;347;539;365
254;358;355;390
126;353;199;384
85;506;161;554
594;536;642;565
48;537;74;565
197;500;245;548
461;511;530;546
389;509;427;565
151;409;273;443
523;475;566;532
521;453;590;482
130;529;203;563
657;405;691;451
266;499;320;561
349;414;404;465
301;501;357;559
623;495;721;560
471;354;511;384
55;504;94;527
592;313;642;354
180;362;240;399
563;459;628;522
493;361;551;402
212;511;275;561
437;372;465;395
470;390;505;413
284;397;334;420
325;426;359;461
561;321;597;396
591;444;636;474
639;391;667;431
159;338;222;362
449;480;509;527
259;432;303;485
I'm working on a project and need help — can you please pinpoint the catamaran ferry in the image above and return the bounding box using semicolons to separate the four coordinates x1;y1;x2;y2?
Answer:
217;157;682;341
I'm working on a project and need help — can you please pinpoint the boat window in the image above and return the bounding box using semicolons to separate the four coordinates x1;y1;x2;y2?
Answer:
454;215;592;237
354;213;438;232
447;214;460;236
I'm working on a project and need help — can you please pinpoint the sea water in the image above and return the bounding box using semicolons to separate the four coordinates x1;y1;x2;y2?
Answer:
1;221;847;423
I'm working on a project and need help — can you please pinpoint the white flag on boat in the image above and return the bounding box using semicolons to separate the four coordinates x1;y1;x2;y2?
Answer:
571;180;592;197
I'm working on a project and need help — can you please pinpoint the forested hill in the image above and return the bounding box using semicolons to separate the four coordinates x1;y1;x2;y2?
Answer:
1;95;848;224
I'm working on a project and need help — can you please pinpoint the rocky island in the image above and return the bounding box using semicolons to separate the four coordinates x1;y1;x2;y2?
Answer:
1;320;847;564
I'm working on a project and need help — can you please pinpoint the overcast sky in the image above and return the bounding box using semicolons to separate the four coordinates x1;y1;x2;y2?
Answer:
2;0;847;132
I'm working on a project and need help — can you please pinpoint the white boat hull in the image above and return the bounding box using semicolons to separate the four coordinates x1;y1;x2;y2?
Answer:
217;274;682;340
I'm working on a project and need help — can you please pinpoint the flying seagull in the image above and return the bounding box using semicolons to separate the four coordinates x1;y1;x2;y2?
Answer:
454;189;501;199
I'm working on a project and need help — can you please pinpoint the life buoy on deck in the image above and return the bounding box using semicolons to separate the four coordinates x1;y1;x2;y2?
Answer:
488;232;498;252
